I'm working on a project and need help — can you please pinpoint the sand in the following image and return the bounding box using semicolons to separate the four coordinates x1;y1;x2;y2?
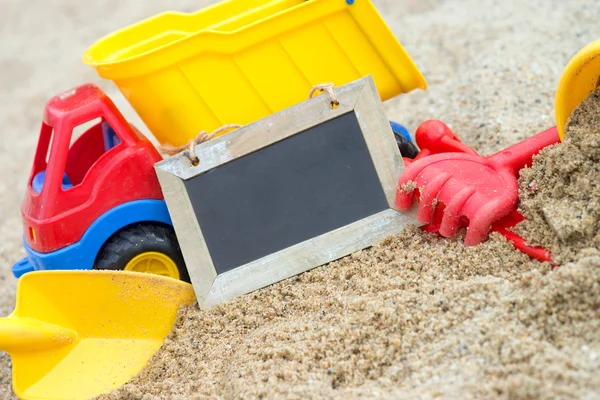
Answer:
1;0;600;399
99;232;600;400
516;88;600;264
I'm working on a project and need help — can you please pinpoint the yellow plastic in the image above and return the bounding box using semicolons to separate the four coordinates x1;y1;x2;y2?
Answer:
83;0;427;147
124;251;180;280
0;270;196;400
555;39;600;140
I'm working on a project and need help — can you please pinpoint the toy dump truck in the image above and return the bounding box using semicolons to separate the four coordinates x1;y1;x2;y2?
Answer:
12;0;427;281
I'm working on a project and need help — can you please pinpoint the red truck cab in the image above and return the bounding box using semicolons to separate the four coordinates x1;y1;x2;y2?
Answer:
14;84;189;281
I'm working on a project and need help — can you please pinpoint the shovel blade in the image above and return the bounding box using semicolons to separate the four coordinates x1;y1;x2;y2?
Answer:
555;39;600;140
2;270;196;400
21;338;163;399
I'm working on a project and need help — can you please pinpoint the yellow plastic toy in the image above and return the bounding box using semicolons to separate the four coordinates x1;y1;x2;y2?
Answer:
555;39;600;140
0;270;195;400
83;0;427;147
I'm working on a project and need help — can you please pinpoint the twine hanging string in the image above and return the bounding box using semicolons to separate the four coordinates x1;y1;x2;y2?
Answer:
159;124;243;164
159;85;337;164
308;83;340;108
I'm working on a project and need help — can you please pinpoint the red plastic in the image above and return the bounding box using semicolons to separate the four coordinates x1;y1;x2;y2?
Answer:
397;120;560;247
22;84;164;253
414;119;479;159
420;205;553;263
490;211;553;263
403;120;478;167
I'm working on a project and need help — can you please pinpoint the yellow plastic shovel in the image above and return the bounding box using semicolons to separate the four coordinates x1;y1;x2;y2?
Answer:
1;270;196;400
555;39;600;140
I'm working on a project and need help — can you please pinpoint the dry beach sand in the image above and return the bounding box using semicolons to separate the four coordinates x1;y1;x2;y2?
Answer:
1;0;599;399
516;89;600;265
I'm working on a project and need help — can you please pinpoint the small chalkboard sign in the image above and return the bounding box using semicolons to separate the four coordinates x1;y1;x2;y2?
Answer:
155;76;418;308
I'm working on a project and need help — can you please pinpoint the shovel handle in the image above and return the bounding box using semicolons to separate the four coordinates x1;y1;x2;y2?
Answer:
0;316;77;354
487;126;560;176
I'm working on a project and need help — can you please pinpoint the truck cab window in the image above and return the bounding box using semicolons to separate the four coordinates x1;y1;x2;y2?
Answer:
31;117;122;194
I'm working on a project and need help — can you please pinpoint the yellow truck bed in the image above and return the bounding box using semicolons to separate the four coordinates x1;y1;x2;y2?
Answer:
84;0;427;147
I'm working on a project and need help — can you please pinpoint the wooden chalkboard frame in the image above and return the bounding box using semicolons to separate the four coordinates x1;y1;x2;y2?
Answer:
155;76;418;308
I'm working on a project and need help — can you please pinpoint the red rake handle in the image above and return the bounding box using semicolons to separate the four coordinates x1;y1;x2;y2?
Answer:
486;126;560;176
400;121;557;262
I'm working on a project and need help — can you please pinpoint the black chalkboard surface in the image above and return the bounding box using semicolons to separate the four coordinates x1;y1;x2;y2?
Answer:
156;76;418;308
184;112;389;275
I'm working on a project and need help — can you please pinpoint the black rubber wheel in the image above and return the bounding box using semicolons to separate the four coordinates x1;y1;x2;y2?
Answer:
394;132;420;159
94;223;190;282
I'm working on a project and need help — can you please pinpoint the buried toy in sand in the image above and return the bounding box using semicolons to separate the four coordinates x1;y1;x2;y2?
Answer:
0;271;195;400
396;120;559;261
396;39;600;264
